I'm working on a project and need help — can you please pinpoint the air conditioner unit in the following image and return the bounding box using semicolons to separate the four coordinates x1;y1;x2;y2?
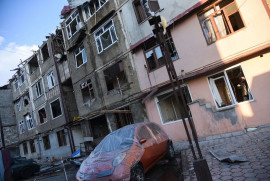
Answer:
76;22;85;31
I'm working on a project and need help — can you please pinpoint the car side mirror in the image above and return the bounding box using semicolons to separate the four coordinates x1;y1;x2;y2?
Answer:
139;138;147;144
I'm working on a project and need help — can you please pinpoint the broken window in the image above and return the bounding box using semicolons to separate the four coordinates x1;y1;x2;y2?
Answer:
75;45;87;67
14;79;19;90
133;0;160;23
28;55;39;74
43;135;51;150
156;86;192;124
143;31;178;71
57;130;67;147
19;70;25;85
19;120;25;134
38;108;47;124
114;107;134;129
208;65;253;108
25;113;35;130
15;98;22;112
95;20;117;53
23;142;28;155
103;61;127;91
47;71;55;89
81;79;95;104
30;140;36;153
35;80;42;98
66;10;81;39
83;0;108;20
50;99;62;118
198;0;244;44
41;43;50;61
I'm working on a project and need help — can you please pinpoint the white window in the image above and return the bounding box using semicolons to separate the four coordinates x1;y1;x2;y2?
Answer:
208;65;253;109
65;10;81;39
19;120;25;134
47;71;55;89
35;80;42;98
16;99;22;112
75;45;87;67
94;20;118;53
83;0;108;20
50;99;62;119
156;85;192;124
25;113;35;130
19;71;25;85
81;79;95;104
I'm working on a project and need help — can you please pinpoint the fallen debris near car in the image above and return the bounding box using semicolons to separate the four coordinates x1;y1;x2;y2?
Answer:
210;149;248;163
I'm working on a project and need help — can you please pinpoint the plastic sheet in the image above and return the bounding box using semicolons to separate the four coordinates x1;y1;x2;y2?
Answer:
76;122;170;181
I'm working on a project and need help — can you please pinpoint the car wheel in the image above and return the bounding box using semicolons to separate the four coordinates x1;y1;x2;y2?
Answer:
130;164;145;181
166;142;175;159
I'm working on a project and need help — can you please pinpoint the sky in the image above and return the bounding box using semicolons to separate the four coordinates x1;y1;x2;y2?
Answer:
0;0;68;86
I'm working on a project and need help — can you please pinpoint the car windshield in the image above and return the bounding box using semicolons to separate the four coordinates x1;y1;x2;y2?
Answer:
93;124;137;153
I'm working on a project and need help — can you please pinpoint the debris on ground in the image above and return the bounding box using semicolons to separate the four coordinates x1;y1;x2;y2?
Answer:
210;149;248;163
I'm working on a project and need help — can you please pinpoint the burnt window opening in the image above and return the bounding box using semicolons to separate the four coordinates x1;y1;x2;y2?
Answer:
208;66;253;108
38;108;47;124
24;93;30;106
198;0;245;44
43;135;51;150
41;43;50;61
83;0;109;20
81;79;95;104
143;31;178;71
114;107;134;129
90;116;110;139
23;142;28;155
103;61;127;91
30;140;36;153
133;0;160;23
28;55;39;74
57;130;67;147
50;99;62;119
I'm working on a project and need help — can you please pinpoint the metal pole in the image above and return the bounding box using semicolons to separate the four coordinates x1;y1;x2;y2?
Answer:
149;16;212;181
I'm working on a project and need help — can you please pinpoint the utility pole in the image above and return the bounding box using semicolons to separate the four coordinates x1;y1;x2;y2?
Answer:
148;15;212;181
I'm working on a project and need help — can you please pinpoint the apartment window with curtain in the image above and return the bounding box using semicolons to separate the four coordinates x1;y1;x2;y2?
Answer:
144;31;178;71
133;0;160;23
198;0;245;44
208;65;253;109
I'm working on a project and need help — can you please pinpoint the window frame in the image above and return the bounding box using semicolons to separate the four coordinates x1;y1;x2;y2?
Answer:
47;71;55;89
25;113;35;130
75;45;87;68
19;71;25;86
23;142;28;155
43;135;51;150
81;79;95;104
50;98;63;119
35;80;43;98
29;140;36;153
198;0;245;45
155;85;193;125
207;64;254;110
82;0;109;21
65;10;81;39
94;20;118;54
38;107;47;124
57;130;67;147
19;120;25;134
16;98;22;112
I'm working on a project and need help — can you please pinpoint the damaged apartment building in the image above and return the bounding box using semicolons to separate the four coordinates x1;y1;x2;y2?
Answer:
10;29;79;159
118;0;270;141
60;0;148;149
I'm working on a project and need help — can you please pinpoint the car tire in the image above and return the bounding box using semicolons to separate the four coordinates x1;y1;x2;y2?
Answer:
166;142;175;160
130;164;145;181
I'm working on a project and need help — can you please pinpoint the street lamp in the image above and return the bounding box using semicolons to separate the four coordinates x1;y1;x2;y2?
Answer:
148;15;212;181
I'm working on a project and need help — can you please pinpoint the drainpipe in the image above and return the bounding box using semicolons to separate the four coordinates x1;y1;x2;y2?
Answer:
51;34;75;154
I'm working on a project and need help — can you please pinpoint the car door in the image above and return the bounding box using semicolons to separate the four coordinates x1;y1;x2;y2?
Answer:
137;125;158;171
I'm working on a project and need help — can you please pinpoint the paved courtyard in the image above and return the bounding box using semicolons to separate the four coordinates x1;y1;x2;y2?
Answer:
175;125;270;181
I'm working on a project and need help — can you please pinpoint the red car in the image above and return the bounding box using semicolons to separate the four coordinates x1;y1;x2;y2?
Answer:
76;122;174;181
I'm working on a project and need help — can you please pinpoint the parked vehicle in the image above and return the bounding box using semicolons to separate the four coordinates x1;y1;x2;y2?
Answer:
11;157;40;180
76;122;174;181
